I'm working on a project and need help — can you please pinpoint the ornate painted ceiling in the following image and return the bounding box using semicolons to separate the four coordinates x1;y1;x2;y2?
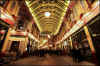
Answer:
25;0;70;35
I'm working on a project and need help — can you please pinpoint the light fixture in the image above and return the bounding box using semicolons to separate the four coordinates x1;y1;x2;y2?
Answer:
19;26;23;30
64;41;68;46
25;48;27;50
10;29;16;33
44;12;51;17
47;35;51;38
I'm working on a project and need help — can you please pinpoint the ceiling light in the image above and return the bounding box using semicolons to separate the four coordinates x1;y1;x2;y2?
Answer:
44;12;51;17
47;35;51;38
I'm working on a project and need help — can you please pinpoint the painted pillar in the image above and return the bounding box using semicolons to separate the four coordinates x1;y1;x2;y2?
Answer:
84;26;95;53
84;26;98;64
69;37;73;49
2;28;11;52
25;36;28;51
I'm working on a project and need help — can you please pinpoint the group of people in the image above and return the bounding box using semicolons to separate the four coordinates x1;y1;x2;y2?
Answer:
70;41;86;63
27;49;67;57
71;46;83;63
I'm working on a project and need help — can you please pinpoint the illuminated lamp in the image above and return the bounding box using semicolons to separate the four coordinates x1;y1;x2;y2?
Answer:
19;26;23;30
44;12;51;17
47;35;51;39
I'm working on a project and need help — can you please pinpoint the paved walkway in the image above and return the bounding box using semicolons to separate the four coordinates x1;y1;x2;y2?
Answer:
6;55;96;66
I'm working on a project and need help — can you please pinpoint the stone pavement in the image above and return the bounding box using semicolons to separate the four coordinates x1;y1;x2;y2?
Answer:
5;55;96;66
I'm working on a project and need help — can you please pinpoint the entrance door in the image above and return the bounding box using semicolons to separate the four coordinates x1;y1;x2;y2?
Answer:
9;41;20;52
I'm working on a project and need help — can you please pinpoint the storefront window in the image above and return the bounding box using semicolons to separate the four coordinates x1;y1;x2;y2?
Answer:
87;14;100;62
